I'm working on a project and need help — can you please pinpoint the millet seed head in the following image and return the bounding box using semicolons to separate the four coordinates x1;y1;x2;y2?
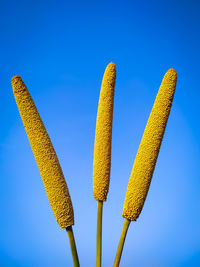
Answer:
12;75;74;229
122;68;177;221
93;62;116;201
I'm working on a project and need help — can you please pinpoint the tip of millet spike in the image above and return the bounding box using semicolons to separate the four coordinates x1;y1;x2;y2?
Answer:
167;68;177;74
12;75;21;81
166;68;177;76
164;68;177;83
11;75;23;87
11;75;24;94
107;62;116;70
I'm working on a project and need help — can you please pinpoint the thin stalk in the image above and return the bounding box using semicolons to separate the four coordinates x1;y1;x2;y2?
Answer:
66;226;80;267
96;200;103;267
113;219;131;267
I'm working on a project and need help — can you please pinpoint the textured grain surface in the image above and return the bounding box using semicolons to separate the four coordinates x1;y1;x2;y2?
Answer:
12;75;74;229
122;69;177;221
93;63;116;201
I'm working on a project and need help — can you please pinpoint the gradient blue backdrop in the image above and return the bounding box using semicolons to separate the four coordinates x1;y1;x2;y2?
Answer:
1;0;200;266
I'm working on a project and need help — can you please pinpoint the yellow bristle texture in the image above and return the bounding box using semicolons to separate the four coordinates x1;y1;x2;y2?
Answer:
12;75;74;229
93;62;116;201
122;68;177;221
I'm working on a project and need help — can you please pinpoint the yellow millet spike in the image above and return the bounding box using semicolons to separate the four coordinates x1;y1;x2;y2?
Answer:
122;68;177;221
93;62;116;201
12;75;74;229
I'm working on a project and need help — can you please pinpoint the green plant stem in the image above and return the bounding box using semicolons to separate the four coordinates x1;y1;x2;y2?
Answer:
96;200;103;267
113;219;131;267
66;226;80;267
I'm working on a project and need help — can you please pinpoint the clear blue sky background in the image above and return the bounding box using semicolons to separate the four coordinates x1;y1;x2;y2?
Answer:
0;0;200;266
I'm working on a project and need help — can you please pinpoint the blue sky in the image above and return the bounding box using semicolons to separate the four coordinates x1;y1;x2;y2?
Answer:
1;0;200;266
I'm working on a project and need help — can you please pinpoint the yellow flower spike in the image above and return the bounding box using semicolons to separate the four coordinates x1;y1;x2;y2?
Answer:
93;62;116;267
114;68;177;267
12;75;80;266
93;62;116;201
11;75;74;229
122;68;177;221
